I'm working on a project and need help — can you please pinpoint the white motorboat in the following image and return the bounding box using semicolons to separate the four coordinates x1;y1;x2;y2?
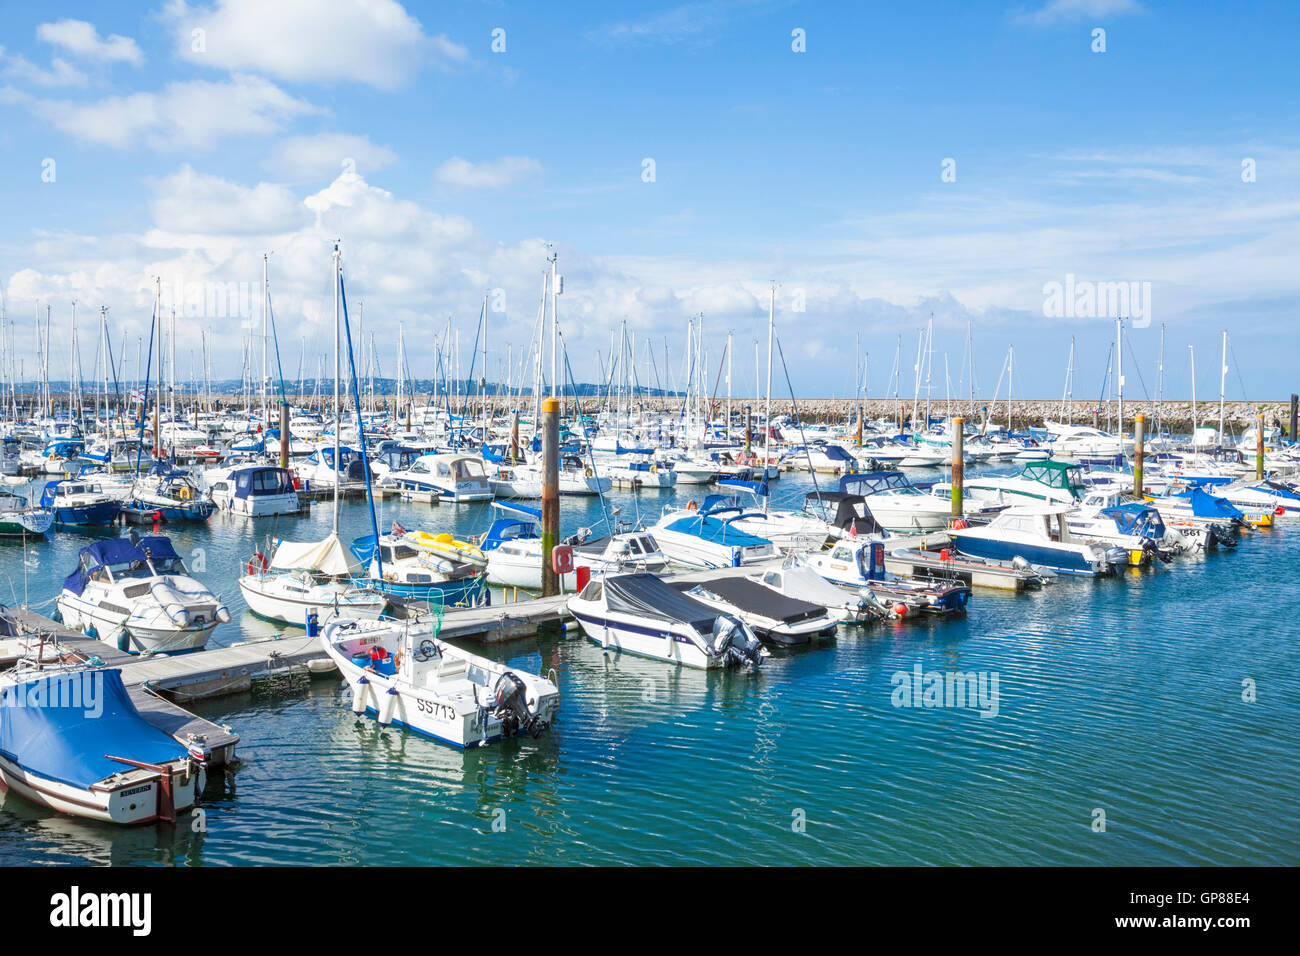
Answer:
207;464;301;517
936;459;1086;508
318;612;559;746
836;471;955;532
58;534;231;654
381;453;494;502
682;575;838;645
751;560;890;625
947;504;1128;576
567;572;768;669
0;489;55;538
648;506;781;569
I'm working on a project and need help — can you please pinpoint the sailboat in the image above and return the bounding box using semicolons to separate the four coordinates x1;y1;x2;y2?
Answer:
238;244;387;625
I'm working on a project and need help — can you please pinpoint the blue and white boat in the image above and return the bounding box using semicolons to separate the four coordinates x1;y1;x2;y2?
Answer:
379;452;493;502
948;504;1127;576
39;479;122;527
206;465;301;517
350;532;488;608
648;505;780;569
121;466;214;523
804;539;972;615
0;649;207;824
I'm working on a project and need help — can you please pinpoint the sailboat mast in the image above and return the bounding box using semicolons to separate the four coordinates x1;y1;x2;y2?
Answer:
1218;329;1227;443
332;244;341;532
763;284;774;511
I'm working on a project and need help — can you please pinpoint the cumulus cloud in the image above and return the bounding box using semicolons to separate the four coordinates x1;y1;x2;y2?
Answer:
434;156;542;189
149;164;311;235
0;47;86;87
36;18;143;64
265;133;398;182
8;74;321;150
164;0;465;90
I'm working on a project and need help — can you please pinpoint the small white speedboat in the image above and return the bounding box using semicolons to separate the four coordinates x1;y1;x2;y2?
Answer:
318;612;559;746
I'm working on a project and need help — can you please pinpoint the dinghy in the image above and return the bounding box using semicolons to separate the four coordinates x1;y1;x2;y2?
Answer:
804;539;973;615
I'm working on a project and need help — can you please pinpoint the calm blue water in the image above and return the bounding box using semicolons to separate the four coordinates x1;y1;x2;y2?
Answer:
1;472;1297;866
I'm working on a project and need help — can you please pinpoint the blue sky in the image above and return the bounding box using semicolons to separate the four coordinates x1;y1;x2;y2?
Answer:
1;0;1296;401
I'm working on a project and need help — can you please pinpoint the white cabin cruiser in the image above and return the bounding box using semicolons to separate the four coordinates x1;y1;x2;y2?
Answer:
58;534;231;654
318;612;559;746
948;504;1128;576
649;506;781;569
568;573;768;669
207;465;301;517
381;453;493;502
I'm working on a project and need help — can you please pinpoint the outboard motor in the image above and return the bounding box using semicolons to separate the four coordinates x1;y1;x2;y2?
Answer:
711;614;765;668
492;671;546;738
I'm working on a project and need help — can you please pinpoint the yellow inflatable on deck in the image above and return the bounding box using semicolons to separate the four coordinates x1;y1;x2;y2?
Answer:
404;530;487;566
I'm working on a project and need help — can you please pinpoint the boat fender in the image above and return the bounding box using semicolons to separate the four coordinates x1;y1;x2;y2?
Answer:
377;687;399;727
248;552;268;575
893;602;910;619
351;675;370;716
215;604;231;624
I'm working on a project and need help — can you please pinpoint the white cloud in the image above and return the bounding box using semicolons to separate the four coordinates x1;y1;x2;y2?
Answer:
36;18;143;65
150;165;310;235
10;74;321;150
164;0;465;90
0;47;86;87
265;133;398;181
1013;0;1145;27
434;156;542;190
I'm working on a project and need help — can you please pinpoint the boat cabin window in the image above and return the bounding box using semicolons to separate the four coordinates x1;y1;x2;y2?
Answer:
579;580;602;601
406;573;432;584
830;545;854;561
641;535;659;553
437;462;452;477
762;571;782;588
122;582;151;599
625;537;643;554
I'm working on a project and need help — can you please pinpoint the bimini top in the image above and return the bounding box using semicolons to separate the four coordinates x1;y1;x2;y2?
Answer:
63;535;181;596
602;573;718;630
1017;460;1085;491
0;669;186;789
838;471;912;495
662;514;771;547
1102;503;1166;538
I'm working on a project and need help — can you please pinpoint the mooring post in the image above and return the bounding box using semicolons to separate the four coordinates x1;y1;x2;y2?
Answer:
951;416;964;518
1134;413;1145;497
541;397;560;597
856;406;863;446
1291;394;1298;445
279;402;290;469
1257;412;1265;479
511;409;520;463
744;404;752;451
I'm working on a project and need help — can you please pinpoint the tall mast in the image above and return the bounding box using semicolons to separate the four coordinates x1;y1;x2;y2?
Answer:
763;283;774;512
332;243;341;533
1116;318;1124;435
1188;345;1198;431
1155;323;1165;435
549;248;559;399
1218;329;1228;443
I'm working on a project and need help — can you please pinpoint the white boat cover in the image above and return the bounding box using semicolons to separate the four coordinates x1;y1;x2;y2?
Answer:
270;532;362;576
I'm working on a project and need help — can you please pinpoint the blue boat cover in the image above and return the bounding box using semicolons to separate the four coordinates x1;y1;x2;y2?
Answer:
715;478;770;498
63;536;181;597
0;669;186;789
1178;487;1244;520
1102;504;1166;538
664;515;771;547
350;534;378;566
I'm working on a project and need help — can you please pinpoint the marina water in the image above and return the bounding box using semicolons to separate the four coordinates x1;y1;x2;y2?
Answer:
1;471;1296;866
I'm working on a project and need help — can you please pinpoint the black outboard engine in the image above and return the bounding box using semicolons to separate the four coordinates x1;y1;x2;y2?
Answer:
492;671;546;738
711;614;764;668
1142;539;1174;564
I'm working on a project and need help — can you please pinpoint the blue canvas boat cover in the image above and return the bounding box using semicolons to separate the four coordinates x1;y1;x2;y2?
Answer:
664;515;771;547
63;536;181;597
0;669;186;789
1102;503;1166;538
1179;487;1244;520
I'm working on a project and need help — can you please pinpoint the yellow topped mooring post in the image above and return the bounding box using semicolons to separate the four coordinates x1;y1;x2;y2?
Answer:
279;403;290;469
951;417;963;517
541;397;560;597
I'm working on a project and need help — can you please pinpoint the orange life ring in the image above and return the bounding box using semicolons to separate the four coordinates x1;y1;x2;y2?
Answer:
247;552;268;575
686;499;698;511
